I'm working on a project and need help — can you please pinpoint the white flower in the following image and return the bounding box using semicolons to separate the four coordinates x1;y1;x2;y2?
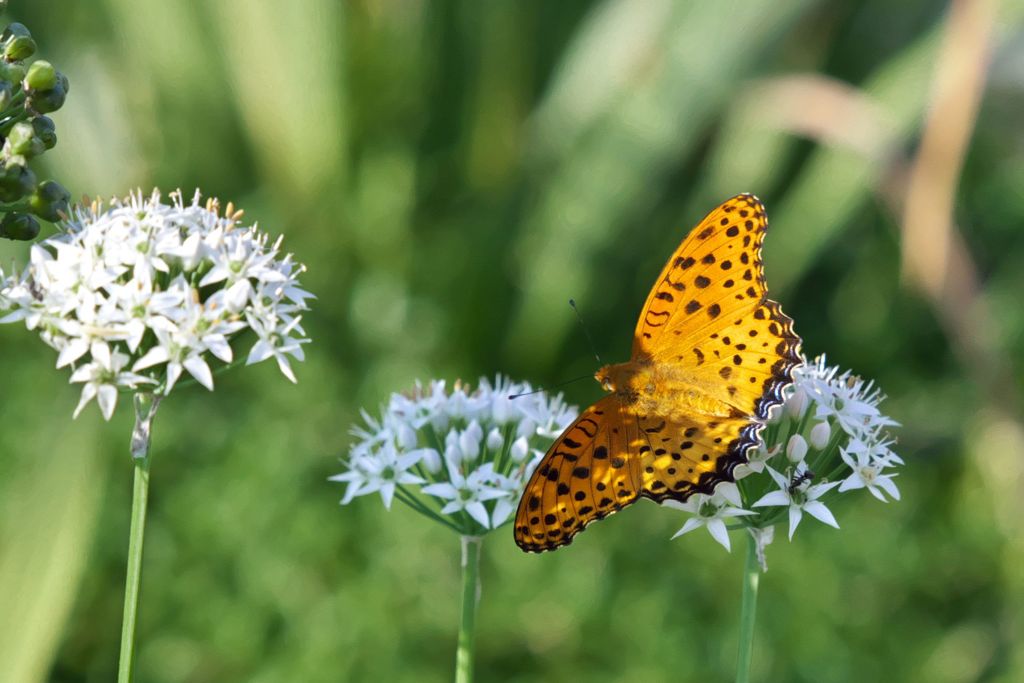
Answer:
70;349;156;420
733;442;779;479
332;375;578;535
663;483;754;551
244;313;308;383
752;465;840;540
422;459;510;529
838;440;901;501
0;189;313;419
795;356;899;440
670;355;902;569
328;444;427;509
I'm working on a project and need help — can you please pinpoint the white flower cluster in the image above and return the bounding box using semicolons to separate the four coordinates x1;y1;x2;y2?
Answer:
331;375;578;534
0;189;312;419
665;355;902;558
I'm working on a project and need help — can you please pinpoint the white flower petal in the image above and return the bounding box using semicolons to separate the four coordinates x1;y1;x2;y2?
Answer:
787;506;803;540
422;482;458;500
713;482;742;507
670;516;705;540
492;498;515;528
803;501;840;529
379;482;396;510
838;473;864;492
877;476;901;501
73;383;98;419
56;338;89;368
183;355;214;391
465;501;491;529
752;490;790;508
275;354;297;383
706;518;732;551
97;384;118;421
133;346;170;371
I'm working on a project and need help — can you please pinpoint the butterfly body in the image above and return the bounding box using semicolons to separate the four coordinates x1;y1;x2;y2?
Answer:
515;194;802;553
597;361;740;421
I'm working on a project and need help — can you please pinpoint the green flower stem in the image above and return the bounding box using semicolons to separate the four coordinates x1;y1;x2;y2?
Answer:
455;535;482;683
735;531;761;683
117;393;160;683
394;486;463;533
0;109;27;135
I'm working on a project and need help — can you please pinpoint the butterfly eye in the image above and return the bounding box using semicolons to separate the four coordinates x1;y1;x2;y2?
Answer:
601;379;613;392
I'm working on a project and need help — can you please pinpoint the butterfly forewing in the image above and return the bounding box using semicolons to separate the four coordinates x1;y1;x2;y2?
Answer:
633;194;769;360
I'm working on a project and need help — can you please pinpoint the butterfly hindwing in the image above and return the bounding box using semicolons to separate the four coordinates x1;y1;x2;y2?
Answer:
514;396;642;552
635;412;759;501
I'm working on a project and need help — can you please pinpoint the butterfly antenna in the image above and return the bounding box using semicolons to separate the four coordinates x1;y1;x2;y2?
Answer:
569;299;603;366
509;374;592;400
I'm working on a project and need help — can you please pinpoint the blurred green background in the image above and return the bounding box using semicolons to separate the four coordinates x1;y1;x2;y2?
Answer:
1;0;1022;681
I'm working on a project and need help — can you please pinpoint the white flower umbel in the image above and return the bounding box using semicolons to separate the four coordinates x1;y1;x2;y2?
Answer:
333;375;577;683
0;190;313;683
332;375;577;535
663;355;904;683
664;355;902;567
0;189;313;419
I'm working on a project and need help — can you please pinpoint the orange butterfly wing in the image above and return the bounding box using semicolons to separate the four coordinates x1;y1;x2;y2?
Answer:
514;396;643;552
515;194;801;552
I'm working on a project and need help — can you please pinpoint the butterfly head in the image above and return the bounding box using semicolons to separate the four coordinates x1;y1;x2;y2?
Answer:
595;362;634;394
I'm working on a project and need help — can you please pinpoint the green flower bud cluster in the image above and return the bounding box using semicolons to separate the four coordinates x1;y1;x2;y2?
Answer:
0;22;71;241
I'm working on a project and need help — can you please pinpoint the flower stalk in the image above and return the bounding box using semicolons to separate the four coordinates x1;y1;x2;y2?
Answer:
735;530;761;683
455;535;482;683
117;393;160;683
331;376;576;683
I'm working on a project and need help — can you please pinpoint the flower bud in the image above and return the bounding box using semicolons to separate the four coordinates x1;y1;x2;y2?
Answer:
0;162;36;202
4;34;36;61
2;63;25;85
24;60;56;91
809;421;831;450
491;394;513;424
786;434;808;463
420;448;442;474
486;427;503;452
26;73;68;114
7;121;43;157
459;420;482;460
516;418;536;440
0;211;40;240
31;116;56;149
29;179;70;222
1;22;32;41
444;429;462;463
396;421;417;450
786;388;809;420
509;436;529;462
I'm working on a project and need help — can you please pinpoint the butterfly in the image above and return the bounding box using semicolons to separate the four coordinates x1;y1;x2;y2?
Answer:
514;194;802;553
